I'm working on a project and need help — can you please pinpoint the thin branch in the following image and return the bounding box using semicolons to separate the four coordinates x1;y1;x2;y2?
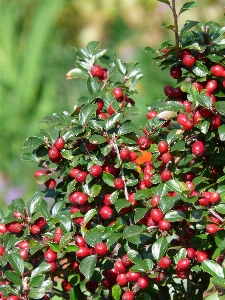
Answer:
171;0;180;57
208;207;224;223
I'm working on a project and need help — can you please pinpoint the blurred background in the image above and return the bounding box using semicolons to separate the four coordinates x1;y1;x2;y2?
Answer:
0;0;224;211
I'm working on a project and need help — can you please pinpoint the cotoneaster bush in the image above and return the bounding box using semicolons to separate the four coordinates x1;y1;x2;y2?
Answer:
1;1;225;299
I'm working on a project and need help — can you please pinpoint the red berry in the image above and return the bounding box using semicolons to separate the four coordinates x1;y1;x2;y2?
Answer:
75;171;88;183
95;98;104;113
150;208;164;223
30;225;41;235
205;80;217;93
91;65;104;78
54;227;63;243
158;141;169;154
114;260;127;273
69;168;80;178
209;192;220;204
8;296;19;300
18;240;29;249
210;115;220;130
164;85;174;97
137;136;150;150
176;269;188;279
114;178;124;190
193;110;202;124
89;164;103;177
173;87;183;98
99;206;113;219
48;148;62;163
192;141;205;156
160;152;172;164
113;87;123;100
154;270;166;282
137;276;150;289
121;254;133;267
170;65;182;79
206;224;222;234
182;120;194;131
192;81;204;92
0;246;5;256
45;178;56;189
34;169;47;178
44;248;57;262
76;246;90;258
6;222;22;234
75;235;86;247
199;107;212;118
209;215;221;224
196;250;209;263
198;197;210;207
19;248;29;260
95;242;108;256
13;211;24;219
186;248;196;259
177;113;188;125
183;101;192;114
158;257;172;269
69;191;88;205
147;110;158;119
182;54;195;67
86;280;98;293
129;151;138;161
61;279;72;292
54;137;65;150
122;291;135;300
116;273;128;286
177;258;191;270
0;223;7;234
161;169;172;182
158;219;171;231
127;271;140;282
34;217;47;229
151;195;160;207
120;147;131;161
210;64;225;77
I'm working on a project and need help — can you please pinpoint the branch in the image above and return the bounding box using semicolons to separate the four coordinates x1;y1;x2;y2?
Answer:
208;207;224;223
171;0;180;57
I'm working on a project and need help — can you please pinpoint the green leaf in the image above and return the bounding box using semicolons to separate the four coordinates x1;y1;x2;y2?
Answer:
134;189;152;200
89;134;107;145
28;288;46;299
27;192;43;215
9;198;25;213
174;248;187;264
87;41;99;54
23;136;44;148
192;61;209;77
159;195;181;214
215;231;225;248
30;262;52;280
136;293;151;300
118;121;138;135
134;208;149;224
85;229;102;247
90;185;102;197
8;253;24;276
161;23;174;30
115;199;131;213
214;102;225;116
80;255;97;279
3;233;17;251
129;73;143;90
66;68;88;79
107;233;122;248
218;125;225;141
211;277;225;288
20;152;39;162
79;103;97;126
29;274;45;287
112;284;122;300
115;58;126;75
202;260;224;278
165;179;182;193
110;191;119;204
158;0;170;4
171;140;186;152
123;225;143;244
179;2;198;15
84;209;97;226
59;232;72;248
180;20;199;36
87;77;99;95
56;214;72;232
196;94;212;109
152;237;168;261
105;113;122;130
164;210;186;222
64;244;79;252
5;270;22;286
102;172;115;187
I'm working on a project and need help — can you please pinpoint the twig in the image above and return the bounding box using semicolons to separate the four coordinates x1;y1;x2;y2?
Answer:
171;0;180;57
207;207;224;223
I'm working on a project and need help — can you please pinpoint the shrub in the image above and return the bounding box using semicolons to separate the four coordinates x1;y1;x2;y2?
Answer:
0;1;225;299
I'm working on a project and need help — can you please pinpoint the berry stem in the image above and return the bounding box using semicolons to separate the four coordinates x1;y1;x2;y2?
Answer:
171;0;180;57
208;207;224;223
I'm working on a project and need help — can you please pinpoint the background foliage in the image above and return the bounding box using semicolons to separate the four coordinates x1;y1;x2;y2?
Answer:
0;0;224;209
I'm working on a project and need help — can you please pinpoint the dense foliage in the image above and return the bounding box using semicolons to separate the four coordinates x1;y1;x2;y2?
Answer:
0;1;225;299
